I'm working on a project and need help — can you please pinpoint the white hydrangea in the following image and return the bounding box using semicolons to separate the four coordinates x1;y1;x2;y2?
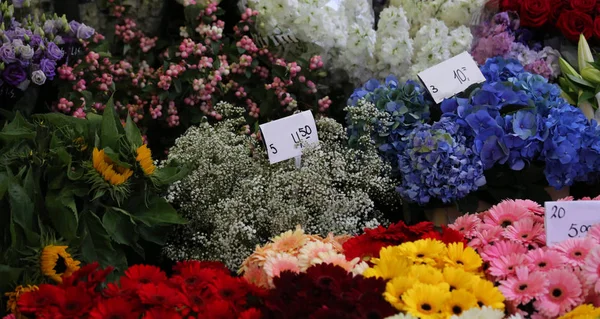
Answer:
163;102;400;268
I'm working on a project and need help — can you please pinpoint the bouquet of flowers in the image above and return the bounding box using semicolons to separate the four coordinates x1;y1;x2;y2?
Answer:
163;102;399;269
8;261;266;319
0;99;187;297
471;11;560;79
0;0;95;109
450;198;600;318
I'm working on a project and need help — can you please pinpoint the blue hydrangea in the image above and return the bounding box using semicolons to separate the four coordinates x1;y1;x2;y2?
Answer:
397;118;486;205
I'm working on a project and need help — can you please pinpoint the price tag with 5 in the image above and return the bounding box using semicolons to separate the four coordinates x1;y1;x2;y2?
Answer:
544;201;600;246
259;111;319;164
417;51;486;104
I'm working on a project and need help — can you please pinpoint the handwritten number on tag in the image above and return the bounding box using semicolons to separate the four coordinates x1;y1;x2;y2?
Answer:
429;85;438;93
568;223;591;238
453;67;469;85
269;144;278;155
550;206;566;219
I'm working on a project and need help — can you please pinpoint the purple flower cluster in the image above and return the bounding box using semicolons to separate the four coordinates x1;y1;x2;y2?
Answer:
0;2;94;88
471;11;560;80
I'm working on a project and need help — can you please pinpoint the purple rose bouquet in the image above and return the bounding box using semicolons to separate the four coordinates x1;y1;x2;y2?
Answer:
0;0;95;94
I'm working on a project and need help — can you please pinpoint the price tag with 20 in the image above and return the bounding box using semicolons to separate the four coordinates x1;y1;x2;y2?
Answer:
259;111;319;164
544;201;600;246
417;51;487;104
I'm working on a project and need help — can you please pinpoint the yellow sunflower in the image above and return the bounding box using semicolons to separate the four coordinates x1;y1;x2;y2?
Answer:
443;267;478;291
383;276;418;311
444;289;478;317
559;305;600;319
136;144;156;175
73;137;88;151
397;239;447;267
40;245;81;283
5;285;38;315
92;148;133;185
408;264;443;285
469;277;505;310
402;282;450;319
443;242;482;273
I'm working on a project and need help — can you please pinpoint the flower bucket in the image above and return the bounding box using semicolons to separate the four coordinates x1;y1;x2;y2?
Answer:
545;186;571;201
425;206;461;226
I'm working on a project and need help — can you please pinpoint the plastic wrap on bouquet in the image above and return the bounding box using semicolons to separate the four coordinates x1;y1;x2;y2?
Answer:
0;81;25;109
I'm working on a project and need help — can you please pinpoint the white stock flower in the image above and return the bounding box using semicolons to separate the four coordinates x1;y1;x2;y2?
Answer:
31;70;46;85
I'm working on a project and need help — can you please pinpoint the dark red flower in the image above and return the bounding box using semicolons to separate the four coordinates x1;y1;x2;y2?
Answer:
171;265;224;290
406;222;435;238
570;0;596;11
120;265;167;290
60;286;94;318
138;282;186;308
356;291;397;319
88;298;139;319
144;307;183;319
239;308;262;319
519;0;552;27
500;0;521;12
173;260;229;275
211;276;249;307
203;298;237;319
18;284;65;314
342;236;387;261
556;10;594;41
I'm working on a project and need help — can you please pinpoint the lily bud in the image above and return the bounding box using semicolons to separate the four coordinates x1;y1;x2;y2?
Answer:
559;57;581;79
578;34;595;72
582;67;600;84
578;91;595;119
560;89;577;105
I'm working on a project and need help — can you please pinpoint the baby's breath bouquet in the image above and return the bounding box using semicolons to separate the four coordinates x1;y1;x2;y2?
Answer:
163;101;401;268
0;98;187;295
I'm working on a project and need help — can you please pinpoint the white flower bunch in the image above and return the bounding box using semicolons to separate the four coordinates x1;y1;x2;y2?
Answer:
162;102;400;268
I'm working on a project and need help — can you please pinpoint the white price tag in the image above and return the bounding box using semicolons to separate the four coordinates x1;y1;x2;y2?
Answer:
417;52;486;104
544;201;600;246
259;111;319;164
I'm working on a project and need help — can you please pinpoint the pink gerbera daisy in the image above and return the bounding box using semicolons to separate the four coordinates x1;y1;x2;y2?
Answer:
533;268;583;317
594;195;600;201
525;248;566;272
499;266;548;305
481;240;528;262
558;196;575;201
582;246;600;294
553;238;595;268
504;217;545;248
449;214;482;238
514;199;544;215
483;200;531;228
263;253;300;287
488;253;527;279
469;225;504;250
587;224;600;244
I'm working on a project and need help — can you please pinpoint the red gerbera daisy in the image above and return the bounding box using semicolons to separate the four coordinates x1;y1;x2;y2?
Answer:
172;265;223;290
144;307;183;319
211;276;249;307
173;260;229;275
61;262;114;290
138;282;186;308
202;298;237;319
59;286;94;318
342;236;387;261
17;284;65;314
89;298;139;319
239;308;262;319
121;265;167;290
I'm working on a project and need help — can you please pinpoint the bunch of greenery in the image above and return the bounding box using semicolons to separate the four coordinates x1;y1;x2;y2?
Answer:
0;100;187;294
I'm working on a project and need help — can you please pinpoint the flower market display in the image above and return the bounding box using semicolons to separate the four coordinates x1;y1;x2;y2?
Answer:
4;0;600;318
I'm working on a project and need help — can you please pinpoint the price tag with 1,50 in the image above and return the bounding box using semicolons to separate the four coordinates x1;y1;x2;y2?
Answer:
417;51;486;104
259;111;319;164
544;201;600;246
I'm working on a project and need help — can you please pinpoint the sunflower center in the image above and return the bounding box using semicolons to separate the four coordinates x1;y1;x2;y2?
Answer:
420;303;432;311
417;254;425;258
452;306;462;315
538;262;547;268
552;288;563;298
54;255;68;274
519;284;528;291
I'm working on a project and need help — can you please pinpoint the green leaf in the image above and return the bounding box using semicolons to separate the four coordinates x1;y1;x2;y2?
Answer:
7;174;39;246
0;127;36;142
131;197;186;226
125;116;143;148
0;172;8;199
79;210;118;268
102;208;144;257
579;90;596;102
174;79;182;94
567;74;595;88
102;147;132;169
46;188;79;240
152;166;189;186
99;97;123;151
138;225;168;245
0;265;23;293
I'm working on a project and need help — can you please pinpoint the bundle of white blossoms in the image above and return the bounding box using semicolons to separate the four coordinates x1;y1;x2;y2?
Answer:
246;0;483;84
163;102;400;268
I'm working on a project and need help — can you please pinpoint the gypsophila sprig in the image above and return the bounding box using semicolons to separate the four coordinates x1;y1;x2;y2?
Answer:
163;102;400;269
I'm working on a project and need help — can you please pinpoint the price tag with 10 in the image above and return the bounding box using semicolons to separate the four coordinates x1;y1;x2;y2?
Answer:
544;201;600;246
417;51;486;104
259;110;319;165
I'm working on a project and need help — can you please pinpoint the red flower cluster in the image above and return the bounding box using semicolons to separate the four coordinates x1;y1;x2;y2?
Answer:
17;261;266;319
263;263;396;319
342;221;466;262
500;0;600;42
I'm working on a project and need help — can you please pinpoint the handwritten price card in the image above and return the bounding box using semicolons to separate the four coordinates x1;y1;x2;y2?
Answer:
417;51;486;104
259;111;319;164
544;201;600;246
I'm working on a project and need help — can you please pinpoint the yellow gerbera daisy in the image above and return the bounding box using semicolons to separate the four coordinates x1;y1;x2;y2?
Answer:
383;276;418;311
40;245;81;283
5;285;38;315
364;246;411;280
93;148;133;185
402;282;450;319
470;277;505;310
444;242;482;273
397;239;447;266
559;304;600;319
136;144;156;175
408;264;443;285
444;289;478;317
443;267;478;291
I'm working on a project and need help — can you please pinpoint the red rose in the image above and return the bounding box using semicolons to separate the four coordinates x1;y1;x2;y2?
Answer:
557;10;594;42
550;0;570;21
570;0;597;11
519;0;552;27
594;16;600;39
500;0;521;12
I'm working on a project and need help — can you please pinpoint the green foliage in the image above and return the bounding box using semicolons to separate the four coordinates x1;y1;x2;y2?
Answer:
0;103;188;292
